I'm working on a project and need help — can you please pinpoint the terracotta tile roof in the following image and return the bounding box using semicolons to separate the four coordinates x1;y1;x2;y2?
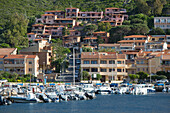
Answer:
0;55;5;58
124;35;147;38
81;52;125;59
93;31;106;34
33;39;47;41
27;55;37;59
27;33;35;35
162;54;170;60
66;8;78;9
99;44;120;47
0;48;17;55
45;10;64;12
42;14;55;16
122;51;138;55
4;55;26;59
32;24;45;27
167;44;170;48
83;37;97;40
118;40;146;43
78;12;102;14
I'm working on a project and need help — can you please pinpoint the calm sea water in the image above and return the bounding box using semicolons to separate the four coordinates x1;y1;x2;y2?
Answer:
0;92;170;113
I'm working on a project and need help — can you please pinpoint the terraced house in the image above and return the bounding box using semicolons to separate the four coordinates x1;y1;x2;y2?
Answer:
0;55;39;77
81;52;127;82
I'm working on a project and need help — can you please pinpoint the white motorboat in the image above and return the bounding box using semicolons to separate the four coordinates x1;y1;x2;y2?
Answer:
10;92;40;103
132;84;147;95
82;84;95;93
96;85;111;95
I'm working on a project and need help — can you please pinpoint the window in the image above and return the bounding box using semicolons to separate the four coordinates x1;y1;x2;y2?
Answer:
100;68;107;72
155;19;160;23
83;68;89;72
137;61;139;64
143;68;145;71
83;60;89;64
161;19;166;23
117;69;121;72
141;60;144;64
29;68;32;72
159;38;164;41
117;61;121;64
100;60;107;64
109;68;115;72
138;68;140;71
91;68;98;72
109;60;115;64
29;61;32;64
91;60;97;64
0;61;3;64
168;19;170;23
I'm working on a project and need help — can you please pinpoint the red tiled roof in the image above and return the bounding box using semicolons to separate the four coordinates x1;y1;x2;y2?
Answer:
32;24;44;27
81;52;125;59
162;54;170;60
118;40;146;43
124;35;147;38
45;10;64;12
93;31;106;34
120;44;134;47
0;55;5;58
27;33;35;35
83;37;97;40
0;48;17;55
99;44;120;47
4;55;26;59
42;14;55;16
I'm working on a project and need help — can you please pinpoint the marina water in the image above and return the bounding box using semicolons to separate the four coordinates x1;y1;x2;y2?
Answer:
0;92;170;113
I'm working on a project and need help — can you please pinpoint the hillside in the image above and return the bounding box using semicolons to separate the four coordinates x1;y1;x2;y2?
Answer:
0;0;169;47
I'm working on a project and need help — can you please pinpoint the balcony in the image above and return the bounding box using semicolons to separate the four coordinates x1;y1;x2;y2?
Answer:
81;64;100;68
4;64;25;67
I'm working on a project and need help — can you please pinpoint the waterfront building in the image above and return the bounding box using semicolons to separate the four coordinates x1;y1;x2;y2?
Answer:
1;55;39;77
0;48;17;56
81;52;127;82
154;17;170;30
161;52;170;72
19;39;52;72
81;37;98;48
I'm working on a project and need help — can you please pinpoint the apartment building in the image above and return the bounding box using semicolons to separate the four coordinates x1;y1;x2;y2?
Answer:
161;53;170;72
66;8;103;22
54;18;76;28
81;37;98;47
154;17;170;30
93;31;110;43
103;8;128;26
81;52;127;81
145;35;167;51
1;55;39;77
19;39;52;71
45;10;65;18
118;35;148;50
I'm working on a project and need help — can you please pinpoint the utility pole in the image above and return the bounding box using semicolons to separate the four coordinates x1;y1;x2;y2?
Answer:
149;59;151;83
73;48;75;86
112;60;113;81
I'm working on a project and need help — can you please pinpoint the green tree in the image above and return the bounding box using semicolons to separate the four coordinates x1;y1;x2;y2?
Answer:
130;24;149;35
97;36;104;45
82;47;93;52
109;25;131;43
135;0;151;15
51;39;71;73
97;74;102;80
136;72;148;80
129;74;139;82
0;43;10;48
1;13;29;47
82;71;90;80
98;22;112;31
149;27;166;35
62;27;70;36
